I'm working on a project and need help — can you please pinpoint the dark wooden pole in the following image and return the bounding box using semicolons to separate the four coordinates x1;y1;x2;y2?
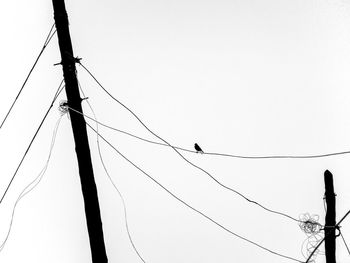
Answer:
52;1;108;262
324;170;336;263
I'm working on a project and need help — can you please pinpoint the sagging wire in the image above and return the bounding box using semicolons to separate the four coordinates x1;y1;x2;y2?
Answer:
0;79;64;204
86;122;304;263
0;114;63;252
77;80;147;262
67;94;300;225
0;23;57;130
61;108;350;160
79;63;343;224
77;63;350;158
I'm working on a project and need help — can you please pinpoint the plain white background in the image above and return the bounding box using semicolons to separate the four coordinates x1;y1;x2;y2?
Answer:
0;0;350;262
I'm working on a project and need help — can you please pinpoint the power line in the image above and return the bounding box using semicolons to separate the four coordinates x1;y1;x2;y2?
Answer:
73;65;302;223
0;114;63;252
77;64;350;160
86;122;304;263
77;79;147;262
0;23;57;130
70;105;300;224
68;107;350;161
66;105;350;165
0;79;64;204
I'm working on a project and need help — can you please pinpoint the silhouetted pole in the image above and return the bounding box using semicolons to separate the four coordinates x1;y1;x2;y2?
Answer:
324;170;336;263
52;1;108;262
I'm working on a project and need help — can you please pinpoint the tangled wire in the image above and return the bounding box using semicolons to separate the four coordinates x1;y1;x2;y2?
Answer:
299;213;322;234
299;213;324;262
58;100;69;115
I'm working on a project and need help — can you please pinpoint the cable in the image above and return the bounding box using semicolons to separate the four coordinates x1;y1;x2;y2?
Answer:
77;63;350;160
77;79;147;262
71;65;302;223
0;79;64;204
68;107;175;146
77;63;318;223
0;23;57;130
201;150;350;159
86;122;303;263
340;230;350;256
70;106;300;224
65;108;350;161
0;114;63;252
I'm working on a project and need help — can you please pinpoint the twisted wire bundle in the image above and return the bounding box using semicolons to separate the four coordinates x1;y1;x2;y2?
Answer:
299;213;324;262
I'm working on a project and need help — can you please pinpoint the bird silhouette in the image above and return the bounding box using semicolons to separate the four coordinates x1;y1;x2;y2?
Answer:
194;143;204;153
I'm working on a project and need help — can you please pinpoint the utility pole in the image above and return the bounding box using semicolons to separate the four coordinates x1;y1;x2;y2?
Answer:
52;1;108;262
324;170;336;263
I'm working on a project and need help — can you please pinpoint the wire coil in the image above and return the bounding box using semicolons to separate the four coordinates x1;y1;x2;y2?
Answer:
299;213;324;262
58;100;68;115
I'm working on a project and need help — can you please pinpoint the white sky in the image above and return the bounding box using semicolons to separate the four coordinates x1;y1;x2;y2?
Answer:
0;0;350;262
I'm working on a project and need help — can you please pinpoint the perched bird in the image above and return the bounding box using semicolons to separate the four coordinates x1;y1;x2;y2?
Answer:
194;143;204;153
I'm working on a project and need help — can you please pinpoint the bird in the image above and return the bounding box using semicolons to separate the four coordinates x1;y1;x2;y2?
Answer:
194;143;204;154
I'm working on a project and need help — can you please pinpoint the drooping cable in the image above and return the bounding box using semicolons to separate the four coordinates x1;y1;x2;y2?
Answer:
0;79;64;204
77;80;147;262
0;23;57;130
86;122;304;263
65;108;350;161
74;63;302;223
0;114;63;252
69;105;300;223
78;63;350;159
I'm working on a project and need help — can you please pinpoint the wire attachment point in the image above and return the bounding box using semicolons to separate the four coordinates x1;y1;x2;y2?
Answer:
59;100;69;115
74;56;82;64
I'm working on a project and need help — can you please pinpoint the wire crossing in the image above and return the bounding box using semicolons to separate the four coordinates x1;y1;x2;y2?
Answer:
86;123;304;263
65;108;350;161
0;23;57;130
77;80;147;263
305;209;350;263
0;79;64;204
69;104;300;223
77;63;303;223
0;114;63;252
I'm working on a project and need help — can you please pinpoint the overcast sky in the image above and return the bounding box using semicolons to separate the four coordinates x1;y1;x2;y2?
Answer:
0;0;350;262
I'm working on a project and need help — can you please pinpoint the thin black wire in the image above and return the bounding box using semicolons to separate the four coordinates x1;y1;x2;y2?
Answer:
97;134;147;263
210;151;350;159
77;63;301;223
77;64;350;160
86;122;303;263
77;79;147;262
68;107;187;149
305;209;350;262
340;230;350;256
0;79;64;204
69;106;300;223
67;108;350;162
0;23;57;130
